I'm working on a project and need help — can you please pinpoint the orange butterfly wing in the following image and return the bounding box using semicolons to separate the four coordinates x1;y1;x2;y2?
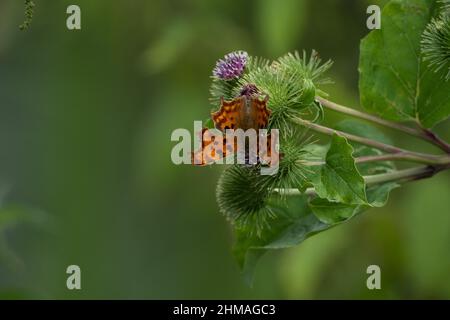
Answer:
192;94;273;166
211;97;244;131
251;95;271;130
191;128;236;166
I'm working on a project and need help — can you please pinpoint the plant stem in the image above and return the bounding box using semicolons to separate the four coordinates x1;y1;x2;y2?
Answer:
316;97;450;153
300;153;442;166
276;164;450;197
363;165;445;185
293;117;450;165
418;126;450;154
355;153;410;164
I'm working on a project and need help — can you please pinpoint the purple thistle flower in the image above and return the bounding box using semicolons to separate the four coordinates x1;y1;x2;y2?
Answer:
213;51;248;80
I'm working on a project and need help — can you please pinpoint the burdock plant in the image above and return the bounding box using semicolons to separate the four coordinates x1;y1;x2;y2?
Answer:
199;0;450;283
421;0;450;80
19;0;35;30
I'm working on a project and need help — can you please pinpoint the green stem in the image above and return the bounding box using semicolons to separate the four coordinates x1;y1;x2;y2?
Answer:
293;117;450;165
363;165;444;185
301;152;446;166
277;164;450;197
317;97;450;153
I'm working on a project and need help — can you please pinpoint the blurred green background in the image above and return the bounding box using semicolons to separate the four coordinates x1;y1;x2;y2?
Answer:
0;0;449;299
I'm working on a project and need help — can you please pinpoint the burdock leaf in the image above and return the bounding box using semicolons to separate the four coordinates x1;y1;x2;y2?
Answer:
311;134;367;205
359;0;450;128
232;182;399;283
310;183;399;225
335;119;396;175
308;121;398;224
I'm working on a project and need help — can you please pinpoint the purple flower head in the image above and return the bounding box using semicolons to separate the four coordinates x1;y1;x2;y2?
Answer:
213;51;248;80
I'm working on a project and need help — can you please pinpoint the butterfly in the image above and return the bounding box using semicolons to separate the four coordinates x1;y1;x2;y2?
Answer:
192;84;278;166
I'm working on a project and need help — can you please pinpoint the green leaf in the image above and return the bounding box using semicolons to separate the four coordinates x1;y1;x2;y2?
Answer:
302;143;328;160
366;182;399;207
306;121;398;225
233;181;399;283
359;0;450;128
308;122;398;224
308;200;357;224
334;119;396;175
310;182;399;225
231;131;398;282
311;134;367;205
233;195;330;285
